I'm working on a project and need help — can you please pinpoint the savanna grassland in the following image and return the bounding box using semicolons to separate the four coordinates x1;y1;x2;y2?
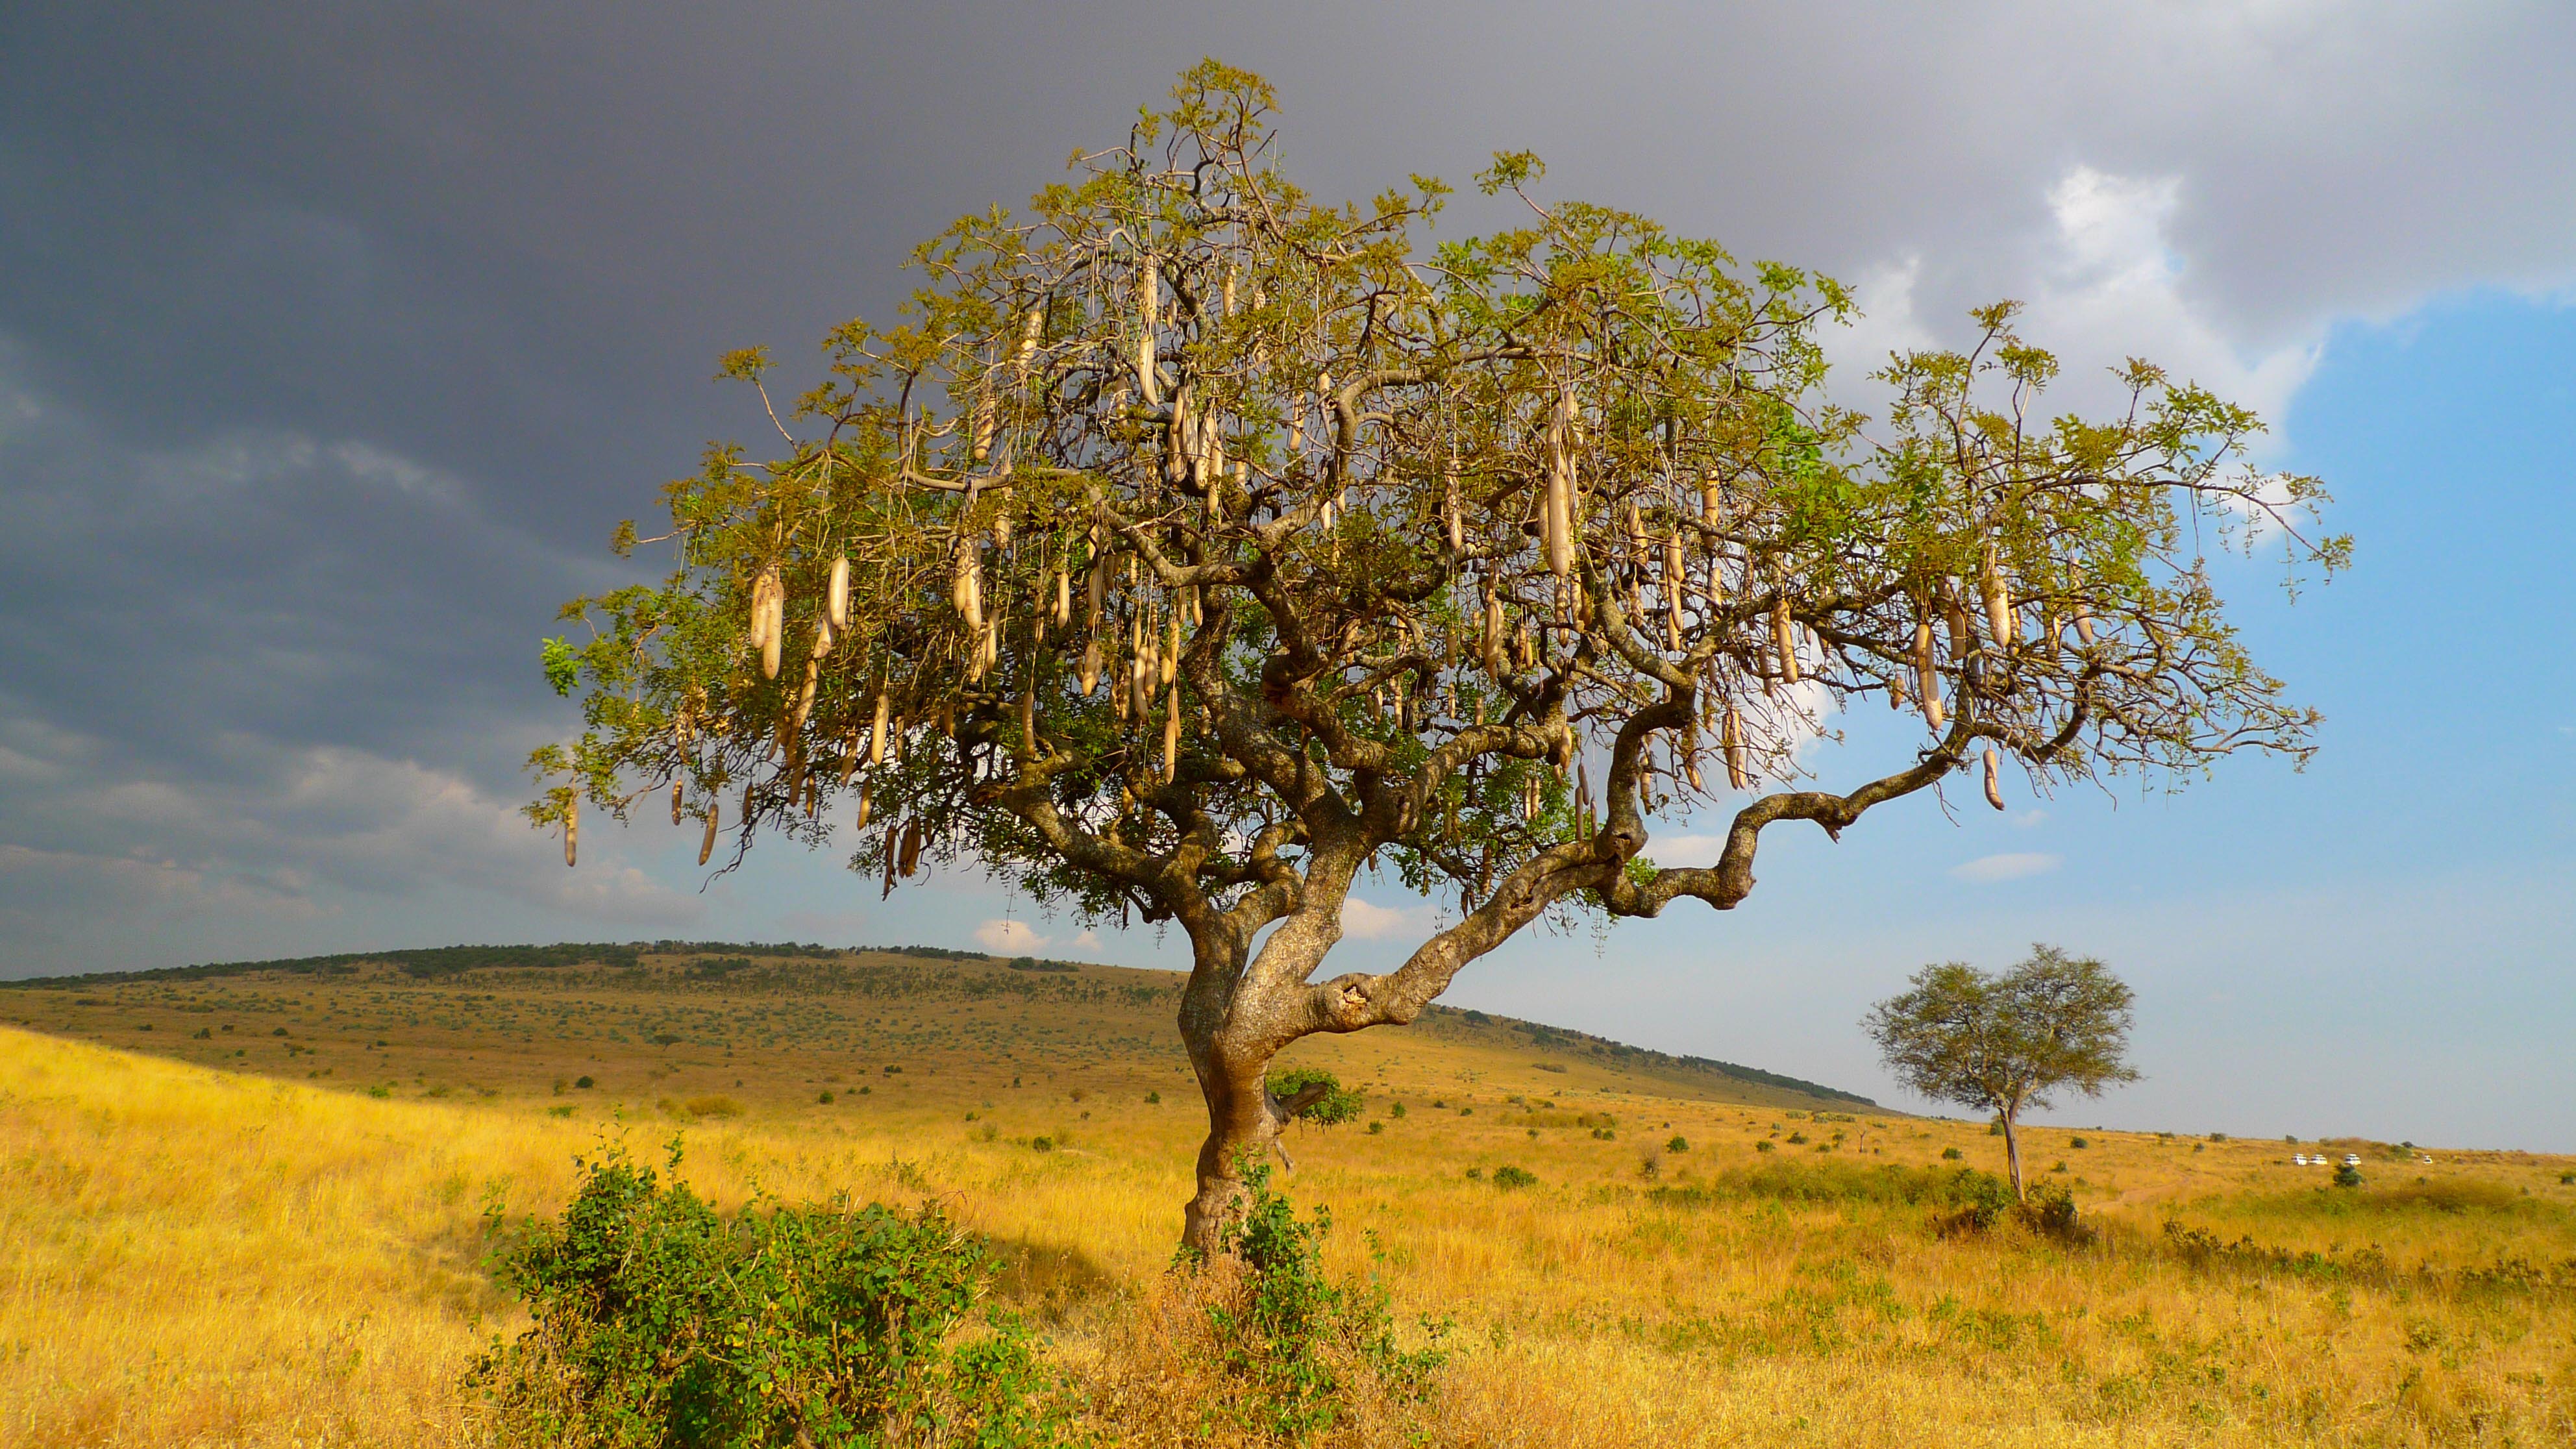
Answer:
4;945;2571;1448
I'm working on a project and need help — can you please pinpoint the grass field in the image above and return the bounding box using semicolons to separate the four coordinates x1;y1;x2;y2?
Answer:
5;945;2571;1446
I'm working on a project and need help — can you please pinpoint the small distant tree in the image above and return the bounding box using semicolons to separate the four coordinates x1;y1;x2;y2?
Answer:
1863;945;2138;1200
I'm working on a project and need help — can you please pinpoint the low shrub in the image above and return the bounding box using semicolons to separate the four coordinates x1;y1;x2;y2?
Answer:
1650;1160;2024;1233
1190;1161;1444;1441
2250;1177;2533;1219
1490;1165;1538;1190
2366;1178;2523;1213
469;1139;1074;1446
2016;1181;2091;1245
1268;1067;1363;1126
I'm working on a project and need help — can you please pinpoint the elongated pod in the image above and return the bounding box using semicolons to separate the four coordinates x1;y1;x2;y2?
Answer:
698;804;718;866
563;795;577;867
1772;596;1802;684
1982;745;2006;811
826;555;850;631
1015;303;1043;370
749;565;780;645
952;544;984;630
1979;545;2016;649
1136;253;1160;406
671;779;683;826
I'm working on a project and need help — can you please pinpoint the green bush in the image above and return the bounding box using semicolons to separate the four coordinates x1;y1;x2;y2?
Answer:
1269;1068;1363;1126
2016;1180;2091;1244
2333;1162;2364;1189
1204;1161;1443;1441
469;1140;1074;1448
1491;1165;1538;1190
1665;1136;1689;1154
1940;1146;1963;1161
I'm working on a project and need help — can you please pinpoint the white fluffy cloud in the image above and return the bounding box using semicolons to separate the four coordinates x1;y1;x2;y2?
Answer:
1832;164;2322;442
973;918;1047;952
2026;166;2322;435
1340;897;1429;941
1644;834;1726;869
1951;852;2063;884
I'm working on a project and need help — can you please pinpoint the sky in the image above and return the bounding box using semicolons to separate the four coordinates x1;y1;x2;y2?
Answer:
1;3;2570;1149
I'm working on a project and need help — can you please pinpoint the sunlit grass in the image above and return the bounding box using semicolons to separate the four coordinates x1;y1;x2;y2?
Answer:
4;952;2571;1447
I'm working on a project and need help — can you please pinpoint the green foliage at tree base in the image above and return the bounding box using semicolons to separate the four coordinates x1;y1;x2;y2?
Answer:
1200;1161;1446;1442
469;1139;1078;1448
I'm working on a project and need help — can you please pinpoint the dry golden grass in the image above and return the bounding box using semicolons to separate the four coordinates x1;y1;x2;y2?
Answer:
4;950;2571;1446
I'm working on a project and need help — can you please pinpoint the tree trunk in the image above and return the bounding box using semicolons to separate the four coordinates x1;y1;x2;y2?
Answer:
2000;1109;2026;1201
1174;906;1343;1256
1179;1041;1282;1257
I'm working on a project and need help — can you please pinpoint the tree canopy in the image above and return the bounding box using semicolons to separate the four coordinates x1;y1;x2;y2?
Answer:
1864;945;2140;1198
528;62;2337;1245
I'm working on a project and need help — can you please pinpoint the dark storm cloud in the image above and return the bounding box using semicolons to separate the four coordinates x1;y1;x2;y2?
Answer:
1;1;2571;972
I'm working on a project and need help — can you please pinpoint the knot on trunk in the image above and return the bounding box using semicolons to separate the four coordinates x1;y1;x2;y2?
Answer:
1314;973;1381;1031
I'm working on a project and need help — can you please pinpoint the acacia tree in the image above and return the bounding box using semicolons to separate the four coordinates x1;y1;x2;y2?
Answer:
529;64;2342;1252
1863;945;2140;1199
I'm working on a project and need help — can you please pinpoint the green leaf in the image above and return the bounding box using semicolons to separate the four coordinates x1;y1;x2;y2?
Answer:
539;637;580;697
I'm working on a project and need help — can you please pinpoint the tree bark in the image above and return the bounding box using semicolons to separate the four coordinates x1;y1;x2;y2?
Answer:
2000;1108;2026;1202
1174;899;1348;1256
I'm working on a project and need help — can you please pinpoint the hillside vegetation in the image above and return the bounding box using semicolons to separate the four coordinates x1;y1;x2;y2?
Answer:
4;946;2571;1446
